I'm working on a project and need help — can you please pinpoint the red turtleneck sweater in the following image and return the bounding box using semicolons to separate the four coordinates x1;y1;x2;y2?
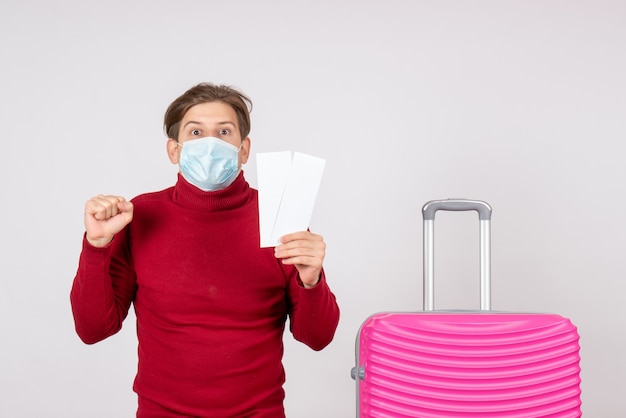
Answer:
70;172;340;417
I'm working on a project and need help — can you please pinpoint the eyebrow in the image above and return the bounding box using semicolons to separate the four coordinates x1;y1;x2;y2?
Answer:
183;120;237;129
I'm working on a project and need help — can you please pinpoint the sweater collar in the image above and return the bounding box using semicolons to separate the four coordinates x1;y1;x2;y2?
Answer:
171;171;252;212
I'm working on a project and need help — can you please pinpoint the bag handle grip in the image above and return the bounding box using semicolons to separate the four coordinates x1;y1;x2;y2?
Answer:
421;199;492;311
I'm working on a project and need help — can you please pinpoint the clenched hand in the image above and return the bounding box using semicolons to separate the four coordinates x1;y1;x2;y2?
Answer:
84;194;134;248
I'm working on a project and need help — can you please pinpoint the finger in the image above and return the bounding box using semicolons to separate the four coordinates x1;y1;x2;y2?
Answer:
84;199;108;220
85;195;127;220
278;235;325;252
98;195;126;218
276;240;315;253
278;233;324;252
279;230;321;244
117;201;134;223
279;254;322;268
275;241;325;261
276;242;324;256
117;200;134;214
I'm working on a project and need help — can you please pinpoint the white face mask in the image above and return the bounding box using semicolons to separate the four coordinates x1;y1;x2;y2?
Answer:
178;137;241;191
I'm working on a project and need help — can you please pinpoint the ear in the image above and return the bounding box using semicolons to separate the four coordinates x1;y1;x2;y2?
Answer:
239;136;251;166
167;139;180;164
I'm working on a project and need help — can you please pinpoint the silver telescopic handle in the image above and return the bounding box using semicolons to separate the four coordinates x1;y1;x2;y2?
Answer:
422;199;492;311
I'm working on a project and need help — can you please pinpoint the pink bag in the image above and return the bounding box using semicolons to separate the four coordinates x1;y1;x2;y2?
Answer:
352;199;581;417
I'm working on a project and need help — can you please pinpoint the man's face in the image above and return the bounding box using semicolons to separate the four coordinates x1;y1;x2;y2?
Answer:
167;101;251;168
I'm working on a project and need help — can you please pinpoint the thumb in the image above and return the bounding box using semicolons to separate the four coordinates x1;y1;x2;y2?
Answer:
117;201;134;222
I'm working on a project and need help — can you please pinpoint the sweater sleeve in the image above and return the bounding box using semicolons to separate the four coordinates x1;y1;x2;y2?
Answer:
286;269;340;351
70;229;137;344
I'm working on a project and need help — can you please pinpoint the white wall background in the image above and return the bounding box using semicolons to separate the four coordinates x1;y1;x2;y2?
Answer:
1;0;624;416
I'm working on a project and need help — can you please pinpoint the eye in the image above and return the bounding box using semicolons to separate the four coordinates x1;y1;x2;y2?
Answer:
191;129;202;136
219;128;231;135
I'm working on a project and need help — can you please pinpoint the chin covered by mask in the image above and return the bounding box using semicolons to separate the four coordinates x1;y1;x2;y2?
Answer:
178;137;241;191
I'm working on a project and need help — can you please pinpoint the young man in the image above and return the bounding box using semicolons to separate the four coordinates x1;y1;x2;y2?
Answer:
70;83;340;417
